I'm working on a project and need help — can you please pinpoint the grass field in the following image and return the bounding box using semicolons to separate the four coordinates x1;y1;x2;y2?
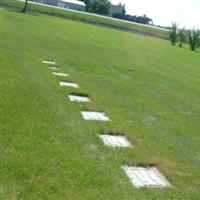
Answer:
1;7;200;200
0;0;168;39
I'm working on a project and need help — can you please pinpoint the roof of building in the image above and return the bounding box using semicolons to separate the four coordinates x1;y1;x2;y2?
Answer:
60;0;85;6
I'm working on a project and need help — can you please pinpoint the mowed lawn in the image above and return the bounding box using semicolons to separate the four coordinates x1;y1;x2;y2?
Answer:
1;8;200;200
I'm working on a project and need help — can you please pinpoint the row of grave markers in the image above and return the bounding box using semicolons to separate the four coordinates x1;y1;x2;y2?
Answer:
42;60;171;188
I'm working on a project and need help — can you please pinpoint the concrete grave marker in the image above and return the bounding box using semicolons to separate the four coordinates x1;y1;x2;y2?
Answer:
81;111;110;121
42;60;55;65
59;81;79;88
49;66;59;70
68;94;90;102
122;166;170;188
52;72;68;77
99;134;132;147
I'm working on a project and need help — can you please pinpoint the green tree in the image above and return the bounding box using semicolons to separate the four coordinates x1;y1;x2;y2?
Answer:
82;0;91;12
81;0;110;14
22;0;28;13
188;29;200;51
197;30;200;48
178;27;186;48
169;22;178;45
90;0;111;15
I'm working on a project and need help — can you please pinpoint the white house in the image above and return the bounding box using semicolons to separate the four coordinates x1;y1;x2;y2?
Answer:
31;0;86;11
109;4;124;17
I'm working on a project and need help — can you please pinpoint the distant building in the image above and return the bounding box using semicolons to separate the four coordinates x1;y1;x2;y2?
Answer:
89;0;124;17
109;4;124;17
31;0;86;11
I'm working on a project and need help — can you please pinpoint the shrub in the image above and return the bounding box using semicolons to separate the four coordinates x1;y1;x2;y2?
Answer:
188;29;200;51
178;28;186;48
169;22;178;45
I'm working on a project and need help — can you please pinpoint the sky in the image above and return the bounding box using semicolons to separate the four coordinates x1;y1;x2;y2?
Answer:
110;0;200;28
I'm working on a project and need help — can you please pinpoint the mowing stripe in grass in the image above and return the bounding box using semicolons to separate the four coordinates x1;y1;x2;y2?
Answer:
42;47;166;194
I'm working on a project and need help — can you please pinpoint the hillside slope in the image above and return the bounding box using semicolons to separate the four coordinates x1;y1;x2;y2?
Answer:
0;0;168;39
1;8;200;199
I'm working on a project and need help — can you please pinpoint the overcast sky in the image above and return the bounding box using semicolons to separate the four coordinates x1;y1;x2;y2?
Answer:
110;0;200;28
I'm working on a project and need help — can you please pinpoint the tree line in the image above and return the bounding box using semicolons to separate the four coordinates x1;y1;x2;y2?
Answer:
22;0;153;25
21;0;199;48
170;23;200;51
81;0;153;25
113;13;153;25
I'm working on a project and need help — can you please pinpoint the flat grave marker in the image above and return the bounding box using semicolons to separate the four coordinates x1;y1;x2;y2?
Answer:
81;111;110;121
122;166;170;188
99;134;132;147
59;81;79;88
49;66;59;70
68;94;90;102
52;72;68;77
42;60;55;65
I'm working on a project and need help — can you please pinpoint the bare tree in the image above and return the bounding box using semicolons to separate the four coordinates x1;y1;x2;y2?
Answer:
22;0;28;13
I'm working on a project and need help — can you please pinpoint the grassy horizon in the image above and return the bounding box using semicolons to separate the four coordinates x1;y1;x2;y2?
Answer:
1;8;200;199
0;0;168;39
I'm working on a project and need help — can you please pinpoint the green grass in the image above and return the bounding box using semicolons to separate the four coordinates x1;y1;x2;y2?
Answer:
0;0;168;39
1;7;200;200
